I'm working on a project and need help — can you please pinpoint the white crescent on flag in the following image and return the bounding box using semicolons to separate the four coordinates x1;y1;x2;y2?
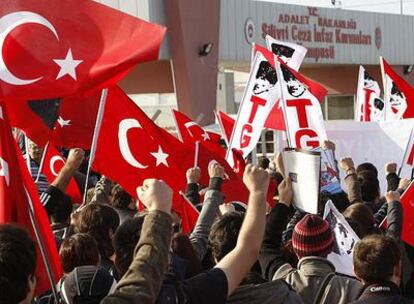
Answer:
118;119;149;169
0;11;59;85
50;155;64;177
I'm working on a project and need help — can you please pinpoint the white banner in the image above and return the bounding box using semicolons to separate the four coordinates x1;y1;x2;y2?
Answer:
324;200;360;277
276;62;327;149
227;52;280;166
265;35;307;71
356;65;385;122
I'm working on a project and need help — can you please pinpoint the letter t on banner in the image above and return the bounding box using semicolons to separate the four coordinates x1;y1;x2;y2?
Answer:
274;58;327;150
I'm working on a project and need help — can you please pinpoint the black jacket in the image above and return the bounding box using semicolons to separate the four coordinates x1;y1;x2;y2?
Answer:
349;281;413;304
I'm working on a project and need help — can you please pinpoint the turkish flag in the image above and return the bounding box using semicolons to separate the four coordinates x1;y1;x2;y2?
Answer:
173;109;225;157
399;181;414;246
7;92;101;148
178;192;200;234
0;102;62;295
92;87;193;219
216;110;235;144
381;57;414;120
0;0;165;100
40;144;82;203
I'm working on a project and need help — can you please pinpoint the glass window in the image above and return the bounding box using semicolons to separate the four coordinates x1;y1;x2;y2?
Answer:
325;95;355;120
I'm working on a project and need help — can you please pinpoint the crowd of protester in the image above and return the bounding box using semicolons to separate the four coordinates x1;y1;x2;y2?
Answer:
1;139;414;304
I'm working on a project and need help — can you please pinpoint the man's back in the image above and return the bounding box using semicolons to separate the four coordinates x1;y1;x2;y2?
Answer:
274;257;363;304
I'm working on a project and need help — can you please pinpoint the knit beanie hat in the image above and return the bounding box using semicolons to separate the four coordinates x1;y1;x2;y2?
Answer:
292;214;334;259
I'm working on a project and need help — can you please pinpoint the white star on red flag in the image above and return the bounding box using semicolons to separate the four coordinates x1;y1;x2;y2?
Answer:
53;49;83;80
150;146;169;167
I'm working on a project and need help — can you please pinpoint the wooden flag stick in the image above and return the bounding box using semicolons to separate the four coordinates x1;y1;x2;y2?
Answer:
275;58;292;147
82;88;108;205
35;142;49;183
194;141;200;168
25;189;59;302
398;127;414;177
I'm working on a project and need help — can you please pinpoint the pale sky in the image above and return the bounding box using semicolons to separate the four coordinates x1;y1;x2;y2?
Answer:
256;0;414;15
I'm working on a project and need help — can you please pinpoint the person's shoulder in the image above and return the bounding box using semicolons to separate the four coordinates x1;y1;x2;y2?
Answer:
180;268;228;304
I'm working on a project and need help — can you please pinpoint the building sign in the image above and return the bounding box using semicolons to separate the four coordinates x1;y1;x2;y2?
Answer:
261;7;373;62
220;0;414;65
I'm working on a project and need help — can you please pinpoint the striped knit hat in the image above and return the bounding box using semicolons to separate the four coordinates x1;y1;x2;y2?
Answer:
292;214;334;259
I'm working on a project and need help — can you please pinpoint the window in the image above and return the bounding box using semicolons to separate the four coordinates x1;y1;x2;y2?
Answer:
323;95;355;120
256;130;275;156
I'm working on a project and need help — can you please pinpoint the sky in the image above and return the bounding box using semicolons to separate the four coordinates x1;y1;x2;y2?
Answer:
256;0;414;15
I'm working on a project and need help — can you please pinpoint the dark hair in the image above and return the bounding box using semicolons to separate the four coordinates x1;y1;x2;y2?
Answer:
111;184;134;210
364;71;374;82
356;163;378;177
357;170;380;203
50;195;72;224
59;233;100;274
255;61;277;85
258;157;270;170
281;65;296;82
113;217;144;277
208;212;244;261
373;98;384;110
0;224;36;303
354;234;401;283
343;203;377;238
391;82;403;97
171;233;202;278
75;204;120;258
271;43;295;58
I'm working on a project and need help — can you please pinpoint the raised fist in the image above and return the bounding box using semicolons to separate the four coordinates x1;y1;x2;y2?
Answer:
186;167;201;184
243;164;269;194
339;157;355;172
66;148;85;171
137;179;172;214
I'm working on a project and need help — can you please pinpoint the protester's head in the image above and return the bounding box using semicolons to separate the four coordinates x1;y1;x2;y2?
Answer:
208;212;244;262
27;139;43;163
59;233;100;275
113;216;145;277
110;184;135;211
75;204;120;258
320;191;350;213
353;234;401;285
258;157;270;170
0;224;37;304
171;233;202;278
358;170;380;203
343;203;376;238
60;266;116;304
356;162;378;177
292;214;334;259
50;195;73;225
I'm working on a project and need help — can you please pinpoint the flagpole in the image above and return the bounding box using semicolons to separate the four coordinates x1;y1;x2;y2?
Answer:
24;134;32;171
35;142;49;183
25;189;60;302
194;141;200;168
398;127;414;177
379;57;388;121
82;88;108;205
275;59;293;147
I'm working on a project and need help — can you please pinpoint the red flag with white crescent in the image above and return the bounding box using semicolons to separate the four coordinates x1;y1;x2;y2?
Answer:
0;101;62;295
0;0;165;100
40;144;82;203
